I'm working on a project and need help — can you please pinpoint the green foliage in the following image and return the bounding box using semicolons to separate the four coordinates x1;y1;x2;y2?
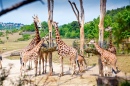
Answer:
40;21;49;37
11;29;19;33
20;24;34;32
121;80;130;86
0;32;3;37
17;34;30;41
59;21;80;38
18;5;130;42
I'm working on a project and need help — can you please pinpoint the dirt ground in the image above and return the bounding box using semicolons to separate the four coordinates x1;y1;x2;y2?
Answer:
0;50;130;86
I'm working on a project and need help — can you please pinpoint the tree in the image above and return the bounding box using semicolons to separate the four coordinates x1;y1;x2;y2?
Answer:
47;0;54;76
98;0;107;76
68;0;85;55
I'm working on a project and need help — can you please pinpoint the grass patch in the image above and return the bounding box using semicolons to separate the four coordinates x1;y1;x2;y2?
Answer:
117;55;130;73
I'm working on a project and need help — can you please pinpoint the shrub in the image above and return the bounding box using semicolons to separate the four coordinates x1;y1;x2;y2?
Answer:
17;34;30;41
0;32;3;37
121;80;130;86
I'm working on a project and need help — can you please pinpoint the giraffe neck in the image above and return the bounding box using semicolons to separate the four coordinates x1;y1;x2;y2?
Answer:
26;37;36;50
54;26;61;44
109;30;113;48
34;21;41;44
93;43;103;54
33;39;44;53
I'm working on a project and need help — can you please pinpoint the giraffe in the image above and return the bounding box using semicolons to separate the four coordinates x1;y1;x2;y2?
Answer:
39;50;48;74
39;36;49;74
20;15;41;69
105;27;117;76
21;37;46;76
77;55;87;72
39;36;56;74
88;40;119;76
105;27;116;54
52;21;79;76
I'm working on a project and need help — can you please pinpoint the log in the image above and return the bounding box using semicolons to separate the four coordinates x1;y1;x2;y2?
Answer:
96;76;119;86
10;51;20;56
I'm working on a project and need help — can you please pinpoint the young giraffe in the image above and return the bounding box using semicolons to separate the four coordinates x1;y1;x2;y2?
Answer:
39;36;49;74
105;27;116;54
77;55;87;72
52;21;78;76
21;37;46;76
88;40;118;75
20;15;41;69
39;36;56;74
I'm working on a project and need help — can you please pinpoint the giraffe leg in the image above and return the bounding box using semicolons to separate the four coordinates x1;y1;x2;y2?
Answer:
0;60;2;69
34;60;38;76
69;58;72;71
20;65;23;76
39;57;41;75
31;60;32;69
45;53;47;73
59;56;64;77
42;55;44;74
71;59;76;76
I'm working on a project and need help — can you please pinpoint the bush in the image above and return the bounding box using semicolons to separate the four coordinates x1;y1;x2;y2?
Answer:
0;32;3;37
17;34;30;41
0;39;4;44
121;80;130;86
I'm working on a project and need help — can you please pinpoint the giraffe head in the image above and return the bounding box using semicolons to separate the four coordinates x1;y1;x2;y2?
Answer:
32;15;41;28
52;21;58;28
88;39;95;44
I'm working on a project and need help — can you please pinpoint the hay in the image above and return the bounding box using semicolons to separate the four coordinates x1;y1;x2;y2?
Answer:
40;46;57;53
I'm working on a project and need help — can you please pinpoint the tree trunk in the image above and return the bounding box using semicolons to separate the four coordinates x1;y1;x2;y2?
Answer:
98;0;106;76
48;0;53;75
79;0;84;56
80;21;84;56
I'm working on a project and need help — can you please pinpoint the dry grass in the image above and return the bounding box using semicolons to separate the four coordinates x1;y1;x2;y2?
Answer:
0;31;22;42
117;55;130;73
0;40;32;52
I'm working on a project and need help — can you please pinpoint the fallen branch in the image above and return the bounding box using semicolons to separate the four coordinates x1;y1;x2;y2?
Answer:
0;0;44;16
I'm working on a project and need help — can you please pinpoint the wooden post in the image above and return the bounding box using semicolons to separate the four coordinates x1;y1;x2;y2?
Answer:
98;0;107;76
47;0;54;75
68;0;85;56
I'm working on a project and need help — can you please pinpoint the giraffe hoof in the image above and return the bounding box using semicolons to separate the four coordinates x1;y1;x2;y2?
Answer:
42;72;44;74
59;73;64;77
35;74;37;76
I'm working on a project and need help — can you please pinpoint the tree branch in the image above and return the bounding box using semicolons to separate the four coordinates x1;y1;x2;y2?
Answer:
0;0;44;16
68;0;79;21
79;0;84;21
72;2;80;25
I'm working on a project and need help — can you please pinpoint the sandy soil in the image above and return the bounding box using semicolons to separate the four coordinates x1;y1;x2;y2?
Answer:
0;50;130;86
